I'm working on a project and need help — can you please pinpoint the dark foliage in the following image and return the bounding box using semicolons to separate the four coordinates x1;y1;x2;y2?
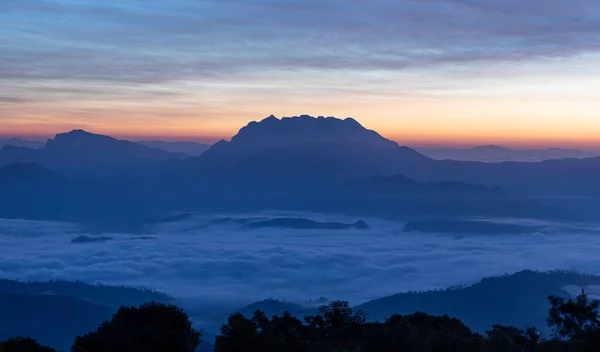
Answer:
548;290;600;338
71;302;201;352
215;300;484;352
215;292;600;352
0;337;57;352
4;290;600;352
547;291;600;352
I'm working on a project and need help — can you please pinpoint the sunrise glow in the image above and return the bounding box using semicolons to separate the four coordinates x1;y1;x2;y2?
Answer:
2;0;600;149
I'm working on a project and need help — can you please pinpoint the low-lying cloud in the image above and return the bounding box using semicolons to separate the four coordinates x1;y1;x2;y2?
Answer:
1;214;599;310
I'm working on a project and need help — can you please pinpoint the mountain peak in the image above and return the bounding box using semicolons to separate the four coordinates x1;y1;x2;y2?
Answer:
42;129;183;164
52;129;115;142
343;117;360;125
45;130;119;153
210;114;399;155
69;129;88;134
470;145;507;151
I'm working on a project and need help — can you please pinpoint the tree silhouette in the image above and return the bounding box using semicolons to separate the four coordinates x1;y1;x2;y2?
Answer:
71;302;200;352
304;300;366;351
547;291;600;351
216;301;485;352
4;292;600;352
214;310;309;352
0;337;57;352
485;325;541;352
548;290;600;339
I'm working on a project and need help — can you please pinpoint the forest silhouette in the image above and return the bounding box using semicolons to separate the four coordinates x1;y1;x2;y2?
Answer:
2;292;600;352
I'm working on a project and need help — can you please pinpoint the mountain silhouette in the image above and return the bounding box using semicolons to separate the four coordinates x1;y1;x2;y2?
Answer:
0;138;45;150
0;163;164;230
0;163;65;188
0;163;71;219
44;130;185;171
0;130;184;178
0;279;173;309
400;156;600;199
356;270;600;333
183;115;431;198
191;115;600;201
206;115;403;156
331;173;569;220
342;173;507;198
415;145;599;162
3;119;600;199
46;130;182;159
0;145;40;165
138;140;210;156
227;270;600;335
1;116;599;226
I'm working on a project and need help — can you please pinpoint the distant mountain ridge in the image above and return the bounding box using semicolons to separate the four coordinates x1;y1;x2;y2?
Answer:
228;270;600;335
356;270;600;333
0;163;72;220
137;140;210;156
0;279;172;308
0;130;186;178
342;173;507;198
0;138;45;150
0;163;167;231
0;161;567;231
0;163;65;187
415;145;599;162
45;129;186;161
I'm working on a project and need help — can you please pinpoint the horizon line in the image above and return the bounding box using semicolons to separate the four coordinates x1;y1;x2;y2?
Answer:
1;131;599;151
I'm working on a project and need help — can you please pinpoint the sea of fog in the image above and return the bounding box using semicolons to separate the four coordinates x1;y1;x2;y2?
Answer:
1;213;600;312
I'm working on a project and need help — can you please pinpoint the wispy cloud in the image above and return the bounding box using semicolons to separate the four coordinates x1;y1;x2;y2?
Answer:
2;0;600;142
2;0;600;83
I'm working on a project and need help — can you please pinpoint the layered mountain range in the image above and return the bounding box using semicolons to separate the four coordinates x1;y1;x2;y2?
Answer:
415;145;600;162
1;115;598;229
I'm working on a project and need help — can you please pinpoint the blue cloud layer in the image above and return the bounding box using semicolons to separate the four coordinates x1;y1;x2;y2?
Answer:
1;214;600;310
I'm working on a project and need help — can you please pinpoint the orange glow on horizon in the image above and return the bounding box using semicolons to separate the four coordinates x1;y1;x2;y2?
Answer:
3;52;600;150
3;118;600;150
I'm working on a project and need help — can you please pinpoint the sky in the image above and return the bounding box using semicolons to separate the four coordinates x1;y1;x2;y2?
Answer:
1;0;600;147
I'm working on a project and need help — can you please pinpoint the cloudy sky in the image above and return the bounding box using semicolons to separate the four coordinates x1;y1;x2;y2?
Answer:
1;0;600;147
